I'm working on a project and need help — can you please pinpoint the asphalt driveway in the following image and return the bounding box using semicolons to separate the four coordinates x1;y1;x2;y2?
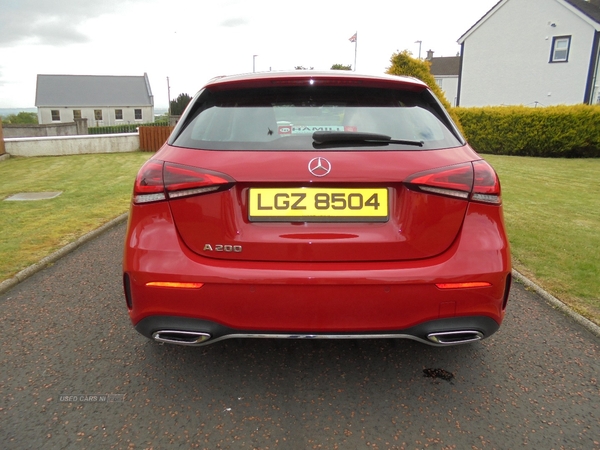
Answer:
1;222;599;449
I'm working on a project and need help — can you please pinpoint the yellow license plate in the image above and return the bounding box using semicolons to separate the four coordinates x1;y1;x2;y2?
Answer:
248;188;389;222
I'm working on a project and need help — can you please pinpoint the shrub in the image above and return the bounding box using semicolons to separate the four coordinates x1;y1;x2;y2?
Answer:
1;111;38;124
453;105;600;157
386;50;463;132
88;124;140;134
88;122;167;135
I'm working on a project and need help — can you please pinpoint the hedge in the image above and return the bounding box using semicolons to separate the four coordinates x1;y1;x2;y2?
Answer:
453;105;600;158
88;121;169;135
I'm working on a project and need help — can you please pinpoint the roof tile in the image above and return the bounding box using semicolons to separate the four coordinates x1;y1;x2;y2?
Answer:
35;74;153;107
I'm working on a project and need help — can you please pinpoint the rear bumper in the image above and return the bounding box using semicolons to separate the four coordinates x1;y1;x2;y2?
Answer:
123;201;511;340
135;315;500;347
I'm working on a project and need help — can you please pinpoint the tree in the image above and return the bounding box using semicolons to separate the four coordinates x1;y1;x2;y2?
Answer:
385;50;450;109
153;112;169;124
330;64;352;71
170;93;192;116
1;111;38;124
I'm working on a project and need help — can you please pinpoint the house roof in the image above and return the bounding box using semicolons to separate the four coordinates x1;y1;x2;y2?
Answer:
429;56;460;76
35;74;154;107
458;0;600;44
564;0;600;23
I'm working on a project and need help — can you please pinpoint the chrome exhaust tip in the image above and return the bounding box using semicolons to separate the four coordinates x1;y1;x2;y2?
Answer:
152;330;211;346
427;330;484;345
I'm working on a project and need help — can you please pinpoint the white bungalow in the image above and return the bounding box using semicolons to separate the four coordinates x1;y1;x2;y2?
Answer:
35;73;154;126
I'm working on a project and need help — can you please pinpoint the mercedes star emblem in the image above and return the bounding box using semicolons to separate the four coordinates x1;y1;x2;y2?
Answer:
308;157;331;177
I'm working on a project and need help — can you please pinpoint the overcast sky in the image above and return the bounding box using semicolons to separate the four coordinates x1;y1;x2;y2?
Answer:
0;0;498;109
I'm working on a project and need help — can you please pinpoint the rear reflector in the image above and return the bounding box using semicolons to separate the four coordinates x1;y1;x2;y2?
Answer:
436;282;492;289
146;281;204;289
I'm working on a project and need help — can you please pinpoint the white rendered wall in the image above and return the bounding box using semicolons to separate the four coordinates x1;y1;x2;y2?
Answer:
459;0;597;106
5;133;140;157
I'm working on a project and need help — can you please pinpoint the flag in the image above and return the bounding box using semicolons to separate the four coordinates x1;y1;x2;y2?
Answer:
349;32;357;43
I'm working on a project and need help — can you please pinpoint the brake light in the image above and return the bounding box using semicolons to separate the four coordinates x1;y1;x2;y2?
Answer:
133;160;234;204
271;78;365;86
406;160;501;205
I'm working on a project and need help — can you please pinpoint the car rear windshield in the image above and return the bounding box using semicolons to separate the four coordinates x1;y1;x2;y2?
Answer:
170;85;463;151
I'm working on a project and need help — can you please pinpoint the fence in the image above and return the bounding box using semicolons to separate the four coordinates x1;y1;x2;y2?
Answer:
139;126;174;152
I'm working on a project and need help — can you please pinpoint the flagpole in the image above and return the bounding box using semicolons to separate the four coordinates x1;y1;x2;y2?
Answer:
354;33;357;71
349;32;358;71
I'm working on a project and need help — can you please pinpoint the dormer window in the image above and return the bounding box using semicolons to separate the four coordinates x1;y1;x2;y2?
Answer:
550;36;571;62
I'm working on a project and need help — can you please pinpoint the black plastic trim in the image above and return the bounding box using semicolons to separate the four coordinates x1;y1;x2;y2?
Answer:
134;315;500;346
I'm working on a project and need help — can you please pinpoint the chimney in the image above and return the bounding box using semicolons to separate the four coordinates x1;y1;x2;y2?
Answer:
426;50;434;61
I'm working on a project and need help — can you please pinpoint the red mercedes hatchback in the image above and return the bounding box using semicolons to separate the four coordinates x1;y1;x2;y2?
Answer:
123;71;511;347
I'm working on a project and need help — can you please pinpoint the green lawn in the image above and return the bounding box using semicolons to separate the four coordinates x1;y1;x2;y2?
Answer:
1;152;599;325
484;155;600;322
0;152;151;281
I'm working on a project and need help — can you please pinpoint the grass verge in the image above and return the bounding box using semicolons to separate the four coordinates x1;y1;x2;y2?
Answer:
0;152;151;281
484;155;600;324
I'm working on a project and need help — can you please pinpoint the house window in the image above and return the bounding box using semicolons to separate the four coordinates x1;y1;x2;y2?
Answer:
94;110;103;121
51;110;60;121
115;109;123;121
550;36;571;62
73;110;82;120
134;109;142;120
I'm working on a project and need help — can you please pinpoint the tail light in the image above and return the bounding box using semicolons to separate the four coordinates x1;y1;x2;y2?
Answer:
406;160;501;205
133;160;166;203
133;159;234;204
471;160;502;204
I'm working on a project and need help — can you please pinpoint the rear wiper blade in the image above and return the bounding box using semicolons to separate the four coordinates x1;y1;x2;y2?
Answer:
312;131;424;147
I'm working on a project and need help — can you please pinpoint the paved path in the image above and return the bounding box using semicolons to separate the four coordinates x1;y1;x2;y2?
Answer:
1;222;599;449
